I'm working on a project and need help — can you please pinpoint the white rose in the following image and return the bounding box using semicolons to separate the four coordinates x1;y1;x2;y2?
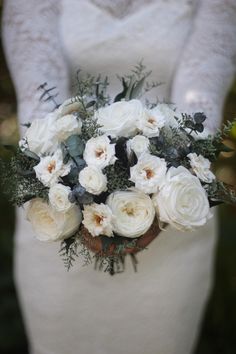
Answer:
34;149;71;187
95;99;144;138
82;203;113;237
152;166;212;231
48;184;72;212
22;112;58;155
57;98;81;117
27;198;81;242
79;166;107;195
106;190;155;238
83;135;116;169
187;153;215;183
54;114;82;142
126;135;150;158
137;106;166;138
155;103;181;128
130;153;167;194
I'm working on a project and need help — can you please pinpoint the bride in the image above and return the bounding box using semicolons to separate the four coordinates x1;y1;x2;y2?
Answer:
3;1;236;353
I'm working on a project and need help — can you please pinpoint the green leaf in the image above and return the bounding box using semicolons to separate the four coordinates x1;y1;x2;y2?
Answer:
130;76;145;99
125;76;135;100
86;100;96;108
22;149;40;161
65;135;85;157
218;143;234;153
114;78;128;102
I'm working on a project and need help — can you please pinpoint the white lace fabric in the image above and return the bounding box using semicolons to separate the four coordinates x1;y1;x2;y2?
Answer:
171;0;236;133
1;1;236;354
2;0;69;133
3;0;236;135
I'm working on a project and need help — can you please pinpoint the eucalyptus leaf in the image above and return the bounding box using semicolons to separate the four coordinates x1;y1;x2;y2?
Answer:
18;168;35;177
86;100;96;108
72;184;93;204
125;77;135;100
130;76;145;99
114;78;128;102
217;143;234;153
195;123;204;133
73;156;86;170
22;149;40;161
65;166;79;184
193;112;206;124
65;135;85;157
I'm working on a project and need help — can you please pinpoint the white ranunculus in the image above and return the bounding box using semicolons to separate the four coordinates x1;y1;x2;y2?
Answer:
27;198;81;242
54;114;82;142
152;166;212;231
130;153;167;194
126;135;150;158
83;135;116;169
34;149;71;187
48;183;72;212
187;153;215;183
137;106;166;138
22;112;58;155
57;98;81;117
95;99;144;138
106;190;155;238
79;166;107;195
82;203;113;237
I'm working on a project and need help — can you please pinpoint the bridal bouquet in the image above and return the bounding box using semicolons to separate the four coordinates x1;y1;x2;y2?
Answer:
1;64;236;274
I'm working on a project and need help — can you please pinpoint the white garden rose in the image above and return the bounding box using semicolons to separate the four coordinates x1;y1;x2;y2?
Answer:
155;103;181;128
137;106;166;137
130;153;167;194
82;203;113;237
95;99;144;137
79;166;107;195
126;135;150;158
27;198;81;242
152;166;212;231
34;149;71;187
106;190;155;238
83;135;116;169
48;184;72;212
22;112;58;155
187;153;215;183
54;114;82;142
57;98;81;117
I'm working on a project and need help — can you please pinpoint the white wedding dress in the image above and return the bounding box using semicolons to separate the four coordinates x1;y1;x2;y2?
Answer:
2;1;236;354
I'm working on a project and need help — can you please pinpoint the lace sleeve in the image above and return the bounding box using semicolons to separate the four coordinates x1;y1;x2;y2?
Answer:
2;0;70;134
171;0;236;134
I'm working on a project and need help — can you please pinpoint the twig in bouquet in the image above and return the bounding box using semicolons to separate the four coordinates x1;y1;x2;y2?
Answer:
37;83;60;109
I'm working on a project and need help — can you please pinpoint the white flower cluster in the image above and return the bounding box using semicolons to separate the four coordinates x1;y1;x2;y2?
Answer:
20;97;215;243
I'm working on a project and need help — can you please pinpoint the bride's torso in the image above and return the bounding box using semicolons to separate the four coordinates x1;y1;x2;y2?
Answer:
60;0;198;98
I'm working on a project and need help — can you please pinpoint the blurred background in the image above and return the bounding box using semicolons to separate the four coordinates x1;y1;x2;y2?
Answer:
0;2;236;354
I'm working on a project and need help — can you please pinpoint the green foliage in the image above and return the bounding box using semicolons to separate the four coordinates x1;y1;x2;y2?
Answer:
59;231;92;271
0;150;48;206
80;115;102;141
207;180;236;206
104;161;134;193
115;61;161;102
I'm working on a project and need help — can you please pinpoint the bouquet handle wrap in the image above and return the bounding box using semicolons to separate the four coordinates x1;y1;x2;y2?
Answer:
81;219;161;256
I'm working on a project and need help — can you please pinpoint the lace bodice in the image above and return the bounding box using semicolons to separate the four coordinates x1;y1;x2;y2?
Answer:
3;0;236;134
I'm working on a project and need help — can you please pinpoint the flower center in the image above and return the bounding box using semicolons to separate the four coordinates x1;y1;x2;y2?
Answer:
94;213;104;226
47;160;56;173
148;116;155;124
144;168;154;179
122;203;135;216
95;147;105;159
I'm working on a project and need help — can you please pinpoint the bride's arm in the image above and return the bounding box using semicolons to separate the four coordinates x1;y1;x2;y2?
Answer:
171;0;236;134
2;0;70;133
